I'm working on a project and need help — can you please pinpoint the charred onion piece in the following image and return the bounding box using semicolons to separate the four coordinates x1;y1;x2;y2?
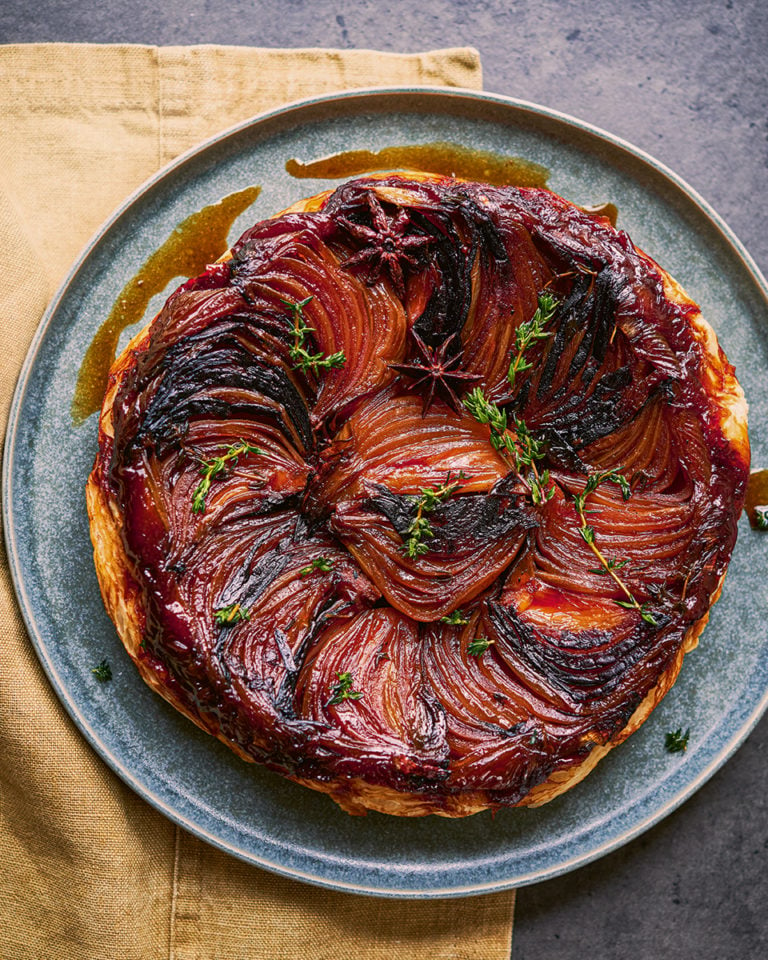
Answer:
88;174;749;818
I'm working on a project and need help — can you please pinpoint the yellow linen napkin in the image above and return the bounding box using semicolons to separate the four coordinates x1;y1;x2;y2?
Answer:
0;43;515;960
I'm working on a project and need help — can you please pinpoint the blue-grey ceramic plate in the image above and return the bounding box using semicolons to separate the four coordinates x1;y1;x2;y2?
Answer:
4;88;768;898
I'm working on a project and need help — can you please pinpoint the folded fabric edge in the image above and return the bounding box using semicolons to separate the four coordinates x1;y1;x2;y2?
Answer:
0;41;480;66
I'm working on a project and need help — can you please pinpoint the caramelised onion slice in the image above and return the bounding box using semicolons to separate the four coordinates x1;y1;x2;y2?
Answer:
88;173;749;817
309;387;536;619
227;214;408;427
294;609;449;786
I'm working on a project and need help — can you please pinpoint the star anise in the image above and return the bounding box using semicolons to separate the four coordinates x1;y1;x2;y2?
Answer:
338;193;430;298
389;332;482;415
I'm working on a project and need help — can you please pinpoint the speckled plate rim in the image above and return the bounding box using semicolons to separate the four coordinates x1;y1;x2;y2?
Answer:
3;86;768;898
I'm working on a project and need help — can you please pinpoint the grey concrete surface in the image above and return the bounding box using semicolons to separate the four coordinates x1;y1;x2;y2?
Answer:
3;1;767;957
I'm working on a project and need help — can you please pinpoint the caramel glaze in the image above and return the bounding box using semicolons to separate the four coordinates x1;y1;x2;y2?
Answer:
745;468;768;529
72;186;261;424
578;201;619;228
285;141;549;188
287;143;618;228
94;175;749;812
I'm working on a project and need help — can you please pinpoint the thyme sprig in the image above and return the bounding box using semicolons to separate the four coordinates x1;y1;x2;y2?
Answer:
572;468;632;514
462;387;554;504
299;557;334;577
441;609;470;626
468;636;494;657
328;670;363;706
462;386;516;457
587;557;630;576
573;469;658;626
214;602;250;626
514;417;555;505
192;440;263;514
462;290;559;506
507;291;559;389
282;296;346;373
401;470;467;559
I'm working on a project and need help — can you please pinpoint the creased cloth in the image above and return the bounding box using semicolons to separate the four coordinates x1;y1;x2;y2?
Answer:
0;43;516;960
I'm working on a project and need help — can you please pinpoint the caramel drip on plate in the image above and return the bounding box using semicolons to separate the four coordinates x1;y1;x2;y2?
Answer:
745;468;768;529
72;185;261;425
285;141;549;188
578;201;619;227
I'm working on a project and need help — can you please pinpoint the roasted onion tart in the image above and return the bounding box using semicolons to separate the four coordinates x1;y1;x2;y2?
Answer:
87;174;749;817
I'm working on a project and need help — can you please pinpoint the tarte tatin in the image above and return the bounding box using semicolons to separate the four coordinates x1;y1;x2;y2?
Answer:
87;174;749;816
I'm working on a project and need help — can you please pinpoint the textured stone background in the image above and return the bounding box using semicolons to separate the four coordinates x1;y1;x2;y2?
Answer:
3;1;767;957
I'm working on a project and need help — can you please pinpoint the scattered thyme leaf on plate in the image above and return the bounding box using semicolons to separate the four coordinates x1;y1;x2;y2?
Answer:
91;659;112;682
665;727;690;754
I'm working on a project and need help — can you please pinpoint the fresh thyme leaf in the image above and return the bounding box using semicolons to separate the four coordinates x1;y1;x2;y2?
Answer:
468;636;494;657
328;670;363;706
462;388;554;504
299;557;334;576
507;291;558;389
91;659;112;682
281;295;314;312
588;468;632;500
282;295;346;374
579;468;628;502
579;524;596;545
665;727;690;753
463;387;507;442
192;477;211;513
639;604;659;626
512;416;546;465
441;609;470;626
573;469;658;626
192;440;263;514
613;599;658;626
214;602;250;626
615;472;632;501
588;557;630;575
400;470;467;559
